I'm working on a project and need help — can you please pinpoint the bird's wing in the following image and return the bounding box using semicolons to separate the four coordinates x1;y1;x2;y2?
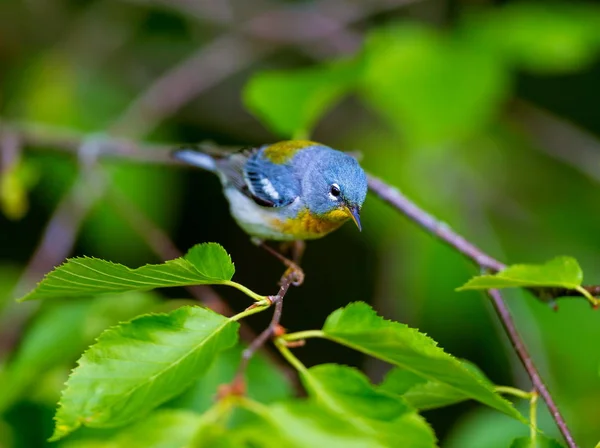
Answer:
217;148;299;207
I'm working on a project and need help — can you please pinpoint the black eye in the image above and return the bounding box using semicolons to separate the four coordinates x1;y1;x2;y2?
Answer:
330;184;341;198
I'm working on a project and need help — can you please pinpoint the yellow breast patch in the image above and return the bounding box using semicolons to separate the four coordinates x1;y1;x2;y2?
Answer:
274;208;349;239
263;140;318;164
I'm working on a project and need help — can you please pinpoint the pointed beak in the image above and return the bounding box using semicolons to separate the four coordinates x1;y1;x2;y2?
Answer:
344;204;362;232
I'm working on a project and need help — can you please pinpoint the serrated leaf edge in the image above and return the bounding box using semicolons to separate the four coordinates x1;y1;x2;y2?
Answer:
322;302;526;424
18;243;235;302
50;305;238;440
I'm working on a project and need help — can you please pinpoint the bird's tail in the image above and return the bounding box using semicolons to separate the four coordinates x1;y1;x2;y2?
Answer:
172;147;217;172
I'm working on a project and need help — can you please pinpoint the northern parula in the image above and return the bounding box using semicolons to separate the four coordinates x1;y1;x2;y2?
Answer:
173;140;367;241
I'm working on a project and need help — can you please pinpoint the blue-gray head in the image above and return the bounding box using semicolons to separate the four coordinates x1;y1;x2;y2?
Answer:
299;146;368;230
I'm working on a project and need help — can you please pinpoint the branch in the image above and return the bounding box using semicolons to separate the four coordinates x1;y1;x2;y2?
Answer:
367;175;505;272
8;122;599;302
3;122;583;445
367;174;577;448
224;268;298;396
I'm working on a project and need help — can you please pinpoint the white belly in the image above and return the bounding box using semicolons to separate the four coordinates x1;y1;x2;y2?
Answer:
224;188;298;241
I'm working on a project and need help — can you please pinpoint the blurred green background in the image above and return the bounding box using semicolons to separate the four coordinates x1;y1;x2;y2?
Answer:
1;0;600;446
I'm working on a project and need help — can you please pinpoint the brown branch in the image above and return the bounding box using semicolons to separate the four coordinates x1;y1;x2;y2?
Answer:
227;269;297;396
368;175;506;272
487;289;576;448
366;174;577;448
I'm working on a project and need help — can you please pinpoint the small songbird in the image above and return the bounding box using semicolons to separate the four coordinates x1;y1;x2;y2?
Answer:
173;140;368;241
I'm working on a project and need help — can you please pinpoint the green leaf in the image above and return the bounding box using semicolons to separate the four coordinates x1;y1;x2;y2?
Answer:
0;301;89;412
18;243;235;301
380;368;467;410
189;422;237;448
510;435;565;448
302;364;437;448
458;257;583;291
0;292;159;412
243;60;361;138
466;3;600;74
445;402;568;448
0;418;14;448
82;291;162;340
321;302;525;422
50;306;239;440
362;25;507;148
111;410;200;448
380;361;493;410
169;344;293;413
61;408;238;448
63;410;202;448
241;401;389;448
184;243;235;281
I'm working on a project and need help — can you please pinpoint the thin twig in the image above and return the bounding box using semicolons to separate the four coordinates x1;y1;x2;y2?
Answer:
367;175;505;271
227;269;297;395
488;289;574;447
367;174;577;448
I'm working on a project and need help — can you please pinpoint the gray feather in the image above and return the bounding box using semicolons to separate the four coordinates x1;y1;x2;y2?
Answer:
172;149;217;172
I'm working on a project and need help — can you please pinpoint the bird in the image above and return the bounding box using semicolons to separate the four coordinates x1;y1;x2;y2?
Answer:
173;140;368;242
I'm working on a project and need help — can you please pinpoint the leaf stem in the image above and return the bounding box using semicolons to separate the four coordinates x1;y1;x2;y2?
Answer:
227;265;298;394
574;286;599;307
494;386;533;401
530;391;539;441
275;338;308;373
235;395;272;419
230;301;271;321
281;330;324;342
224;281;267;302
